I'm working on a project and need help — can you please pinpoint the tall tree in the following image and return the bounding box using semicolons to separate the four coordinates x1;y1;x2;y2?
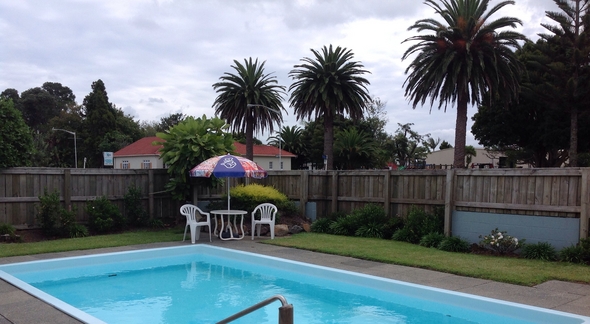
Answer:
82;79;117;167
19;87;59;132
212;58;286;161
289;45;371;170
0;99;34;167
539;0;590;167
402;0;526;168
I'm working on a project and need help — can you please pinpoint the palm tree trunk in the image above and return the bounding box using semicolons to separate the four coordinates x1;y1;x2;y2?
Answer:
453;91;468;168
246;110;254;161
324;116;334;170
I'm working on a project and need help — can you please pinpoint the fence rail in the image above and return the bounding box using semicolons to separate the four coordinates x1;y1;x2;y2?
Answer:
1;167;589;239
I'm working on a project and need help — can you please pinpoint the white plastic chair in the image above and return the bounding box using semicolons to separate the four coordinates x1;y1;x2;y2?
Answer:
251;203;278;240
180;204;212;243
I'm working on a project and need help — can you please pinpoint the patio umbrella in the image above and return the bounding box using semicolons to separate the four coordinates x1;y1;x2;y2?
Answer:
189;154;267;210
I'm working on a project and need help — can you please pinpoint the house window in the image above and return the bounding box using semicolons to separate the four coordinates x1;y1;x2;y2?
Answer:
121;161;130;169
142;160;152;169
280;161;283;170
269;161;273;170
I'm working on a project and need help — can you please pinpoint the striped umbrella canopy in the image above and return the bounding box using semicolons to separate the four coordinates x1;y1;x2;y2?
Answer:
189;154;267;209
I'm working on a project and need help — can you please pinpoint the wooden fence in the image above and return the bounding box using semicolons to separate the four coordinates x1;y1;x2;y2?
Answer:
0;168;176;228
1;167;589;239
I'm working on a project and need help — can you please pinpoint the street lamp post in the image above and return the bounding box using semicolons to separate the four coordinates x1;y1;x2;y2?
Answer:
52;128;77;168
246;104;282;170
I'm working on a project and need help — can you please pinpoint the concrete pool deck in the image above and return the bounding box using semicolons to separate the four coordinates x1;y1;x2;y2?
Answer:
1;237;589;323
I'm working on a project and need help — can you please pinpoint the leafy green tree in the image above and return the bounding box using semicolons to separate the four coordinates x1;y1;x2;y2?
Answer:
81;80;117;167
212;58;286;161
0;99;34;167
48;104;85;167
19;87;60;132
538;0;590;167
391;123;429;167
0;89;20;105
42;82;76;111
156;115;234;201
157;113;186;132
472;41;586;167
289;45;371;170
402;0;526;168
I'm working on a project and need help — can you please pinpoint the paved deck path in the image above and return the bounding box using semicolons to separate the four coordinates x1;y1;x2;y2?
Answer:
1;237;589;323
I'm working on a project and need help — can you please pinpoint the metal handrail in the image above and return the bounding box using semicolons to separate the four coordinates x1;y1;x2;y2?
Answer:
216;294;293;324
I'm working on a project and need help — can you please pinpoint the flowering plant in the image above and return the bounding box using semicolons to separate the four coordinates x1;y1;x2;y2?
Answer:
479;228;525;254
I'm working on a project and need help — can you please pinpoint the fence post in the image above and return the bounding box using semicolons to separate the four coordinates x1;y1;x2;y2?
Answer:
581;168;589;240
444;169;456;236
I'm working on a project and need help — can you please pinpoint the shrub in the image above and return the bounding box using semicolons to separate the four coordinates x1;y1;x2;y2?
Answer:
311;218;334;234
0;222;16;236
419;232;446;248
355;222;384;238
560;245;586;264
226;184;297;220
382;216;404;240
86;196;125;233
329;215;359;236
559;238;590;264
479;228;525;254
124;185;148;227
37;189;62;236
521;242;557;261
391;206;444;244
438;236;470;253
68;223;89;238
37;189;81;238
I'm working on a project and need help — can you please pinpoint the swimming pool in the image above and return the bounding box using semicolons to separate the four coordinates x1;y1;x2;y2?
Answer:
0;245;588;324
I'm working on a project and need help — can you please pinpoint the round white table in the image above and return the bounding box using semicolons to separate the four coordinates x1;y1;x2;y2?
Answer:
210;210;248;240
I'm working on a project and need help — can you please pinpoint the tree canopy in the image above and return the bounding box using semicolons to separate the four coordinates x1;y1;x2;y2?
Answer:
0;99;34;168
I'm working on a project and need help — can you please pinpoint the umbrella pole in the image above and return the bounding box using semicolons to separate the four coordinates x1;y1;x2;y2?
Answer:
227;177;230;210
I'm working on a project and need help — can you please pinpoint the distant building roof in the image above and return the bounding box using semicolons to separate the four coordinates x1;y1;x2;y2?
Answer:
233;142;297;158
114;137;296;158
114;137;162;157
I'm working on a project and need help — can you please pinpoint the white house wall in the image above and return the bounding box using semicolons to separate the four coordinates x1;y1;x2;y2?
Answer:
113;155;164;169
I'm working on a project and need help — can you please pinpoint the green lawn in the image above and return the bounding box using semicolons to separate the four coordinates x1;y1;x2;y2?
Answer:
0;229;182;258
2;230;589;287
265;233;590;287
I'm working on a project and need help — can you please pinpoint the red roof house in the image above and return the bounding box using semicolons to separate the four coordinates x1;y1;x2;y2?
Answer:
114;137;296;170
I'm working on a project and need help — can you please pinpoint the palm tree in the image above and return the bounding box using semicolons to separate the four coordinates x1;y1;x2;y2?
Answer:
212;58;286;161
268;125;305;170
289;45;371;170
402;0;526;168
334;128;377;169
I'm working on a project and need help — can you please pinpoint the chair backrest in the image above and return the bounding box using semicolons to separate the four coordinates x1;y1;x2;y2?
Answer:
180;204;209;223
252;203;277;221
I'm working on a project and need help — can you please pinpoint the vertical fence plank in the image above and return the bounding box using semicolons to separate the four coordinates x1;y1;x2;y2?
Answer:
581;169;589;239
444;169;455;236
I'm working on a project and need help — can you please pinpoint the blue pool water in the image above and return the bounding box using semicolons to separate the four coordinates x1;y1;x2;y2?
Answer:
0;245;588;324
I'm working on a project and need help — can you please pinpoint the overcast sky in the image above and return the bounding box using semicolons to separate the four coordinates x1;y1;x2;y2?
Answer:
1;0;558;147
